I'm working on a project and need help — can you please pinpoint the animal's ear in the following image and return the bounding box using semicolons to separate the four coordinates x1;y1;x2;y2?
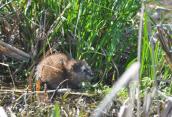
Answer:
81;59;88;65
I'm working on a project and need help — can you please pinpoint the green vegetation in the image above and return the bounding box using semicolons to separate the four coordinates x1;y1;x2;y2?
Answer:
0;0;140;83
0;0;172;116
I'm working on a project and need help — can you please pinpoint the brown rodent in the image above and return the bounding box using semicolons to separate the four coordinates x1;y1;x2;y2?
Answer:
35;53;93;89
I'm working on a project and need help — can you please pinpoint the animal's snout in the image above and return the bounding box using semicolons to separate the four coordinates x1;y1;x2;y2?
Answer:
87;71;94;79
90;71;94;77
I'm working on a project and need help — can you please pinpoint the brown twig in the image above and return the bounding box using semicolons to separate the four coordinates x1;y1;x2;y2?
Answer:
0;89;95;97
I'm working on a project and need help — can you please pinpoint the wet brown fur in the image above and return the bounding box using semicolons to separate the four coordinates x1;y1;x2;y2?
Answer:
36;53;93;89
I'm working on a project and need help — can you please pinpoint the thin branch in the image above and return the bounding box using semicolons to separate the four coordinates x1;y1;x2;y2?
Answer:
0;88;95;97
0;0;13;9
136;1;144;117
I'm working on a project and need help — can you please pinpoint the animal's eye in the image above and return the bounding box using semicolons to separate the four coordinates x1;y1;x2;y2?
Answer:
83;69;87;72
83;69;90;74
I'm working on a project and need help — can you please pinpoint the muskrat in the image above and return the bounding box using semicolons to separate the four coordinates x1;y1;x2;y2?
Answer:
35;53;93;89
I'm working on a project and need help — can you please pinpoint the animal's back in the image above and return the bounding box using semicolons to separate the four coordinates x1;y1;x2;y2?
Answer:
36;53;70;88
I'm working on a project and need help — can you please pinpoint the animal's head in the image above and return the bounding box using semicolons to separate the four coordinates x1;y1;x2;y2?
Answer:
70;60;93;81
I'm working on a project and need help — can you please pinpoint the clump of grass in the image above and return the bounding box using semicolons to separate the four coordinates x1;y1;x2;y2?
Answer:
0;0;141;91
4;0;172;116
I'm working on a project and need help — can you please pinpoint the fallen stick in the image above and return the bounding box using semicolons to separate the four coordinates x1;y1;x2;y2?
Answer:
0;40;31;61
0;88;95;97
